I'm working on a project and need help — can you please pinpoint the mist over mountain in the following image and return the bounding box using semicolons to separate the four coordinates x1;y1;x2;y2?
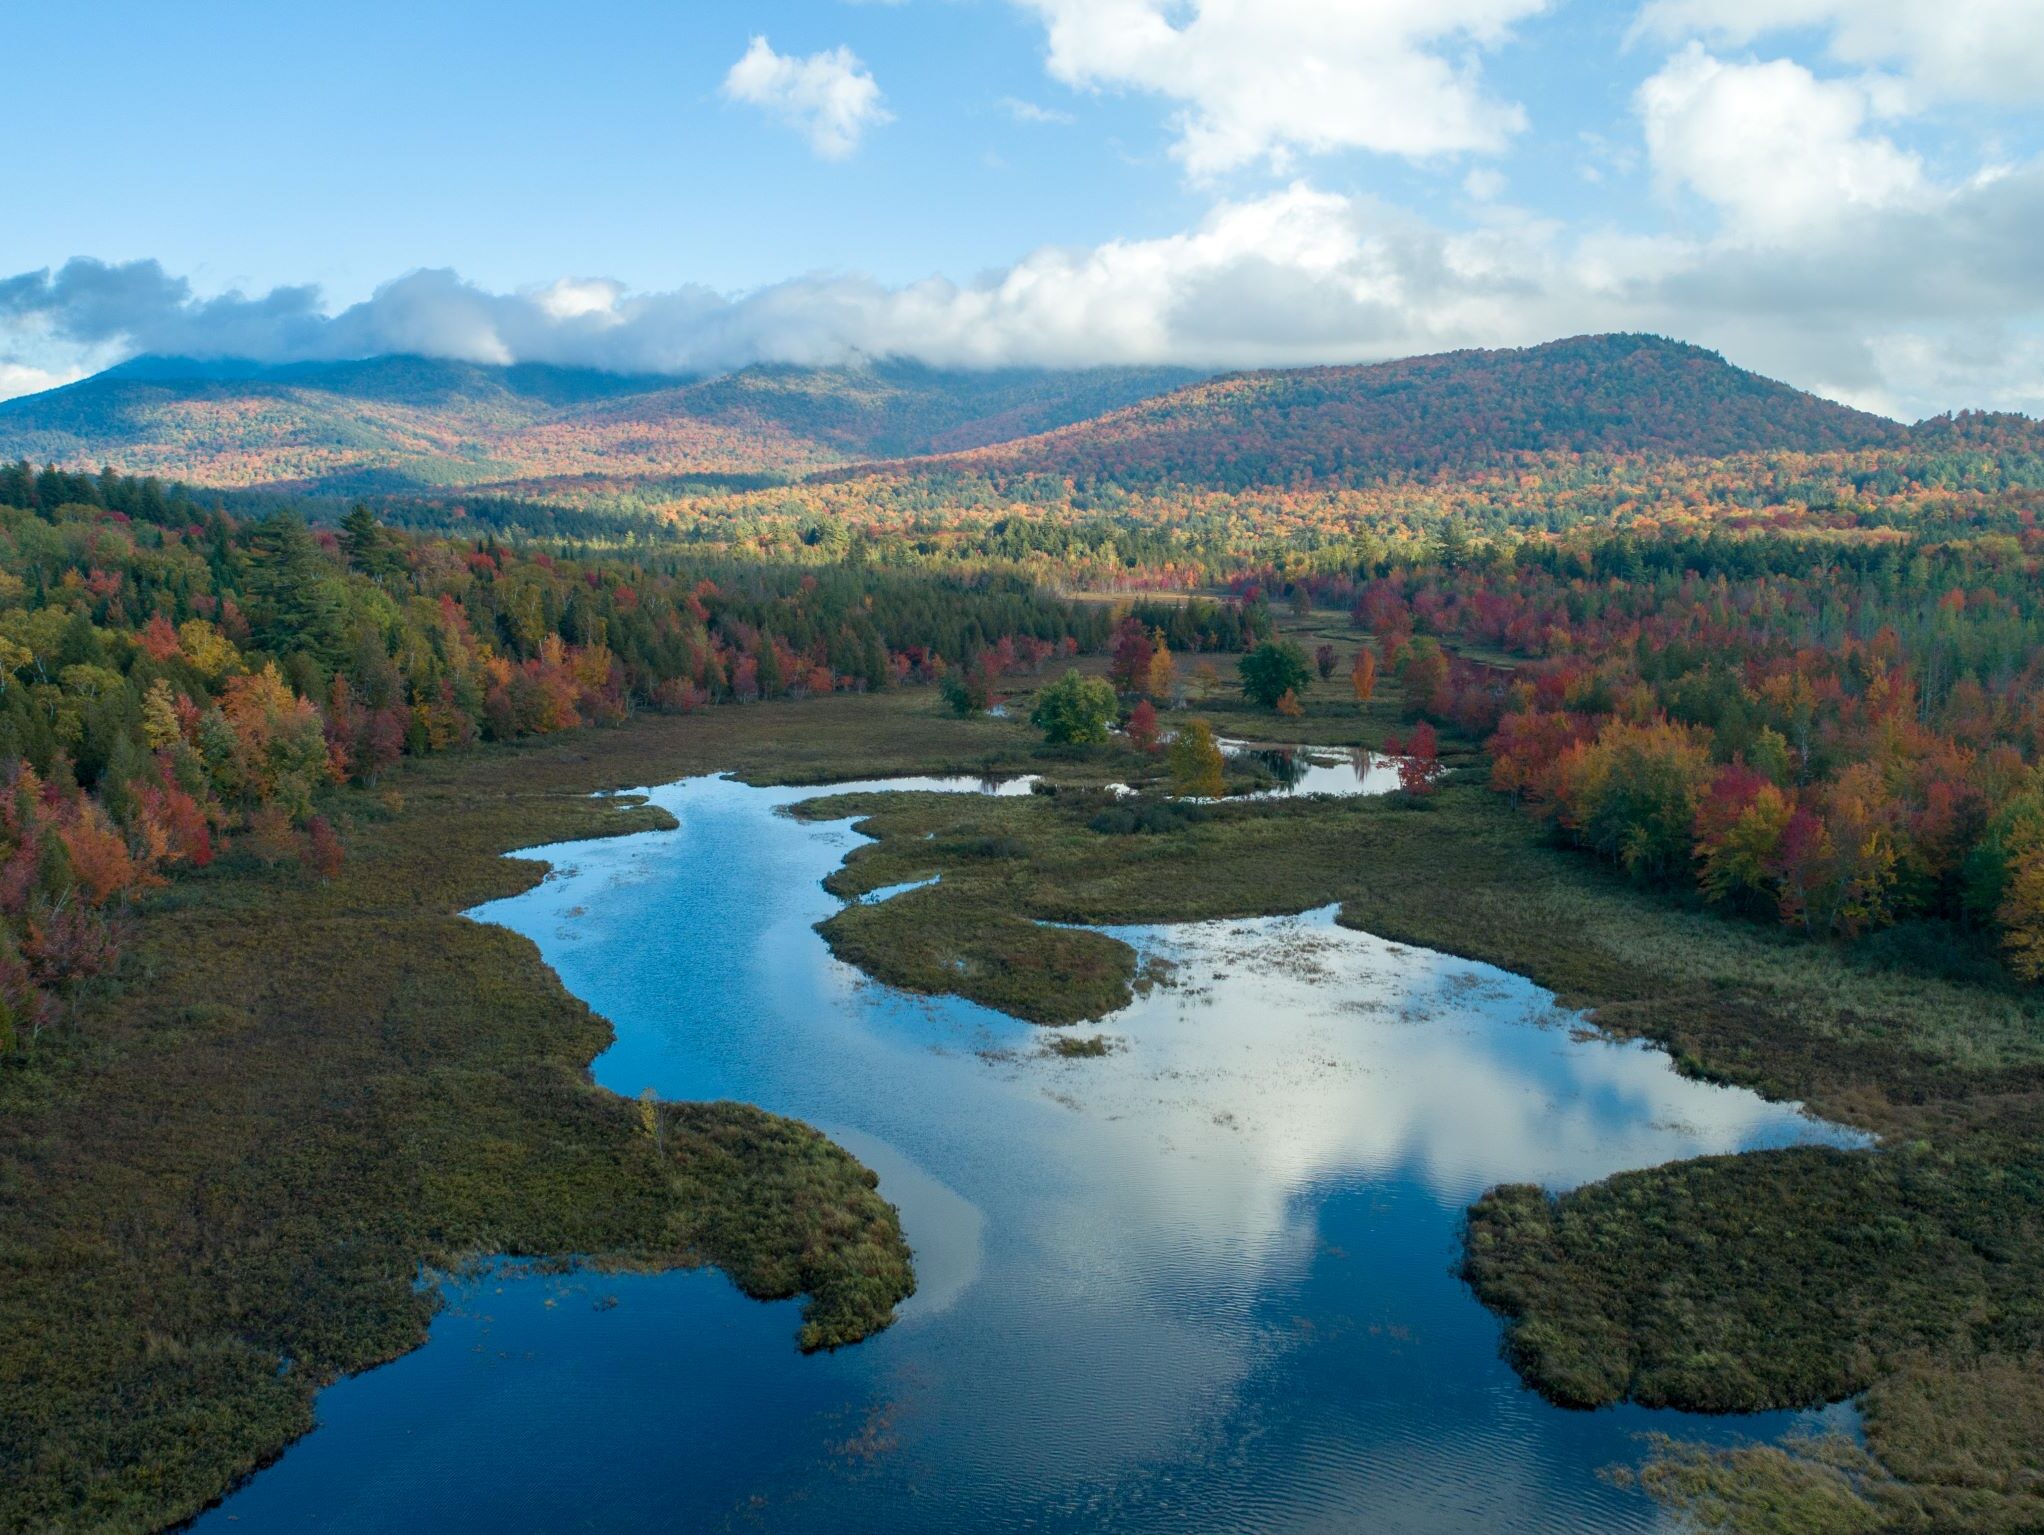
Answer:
0;334;2012;509
0;354;1203;497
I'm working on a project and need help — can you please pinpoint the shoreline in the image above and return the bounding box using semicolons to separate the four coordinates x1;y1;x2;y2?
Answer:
2;691;1033;1534
199;772;1860;1533
9;679;2039;1532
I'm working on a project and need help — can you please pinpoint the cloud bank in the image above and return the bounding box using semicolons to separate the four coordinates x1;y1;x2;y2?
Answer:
5;151;2042;421
1634;0;2044;106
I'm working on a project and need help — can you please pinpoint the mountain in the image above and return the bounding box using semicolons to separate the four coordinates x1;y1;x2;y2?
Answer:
0;335;1943;507
898;334;1908;490
0;355;1203;497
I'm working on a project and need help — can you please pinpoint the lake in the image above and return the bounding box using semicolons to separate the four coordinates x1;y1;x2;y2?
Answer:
194;770;1862;1533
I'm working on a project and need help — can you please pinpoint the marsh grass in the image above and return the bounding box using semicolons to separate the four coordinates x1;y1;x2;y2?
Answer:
819;881;1138;1026
802;775;2044;1102
0;689;1010;1535
7;669;2040;1533
788;688;2044;1535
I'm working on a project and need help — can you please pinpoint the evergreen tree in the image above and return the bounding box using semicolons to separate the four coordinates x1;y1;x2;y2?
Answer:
243;512;349;665
339;504;403;580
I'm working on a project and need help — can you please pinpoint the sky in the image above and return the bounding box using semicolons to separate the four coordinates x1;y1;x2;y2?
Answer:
3;0;2042;419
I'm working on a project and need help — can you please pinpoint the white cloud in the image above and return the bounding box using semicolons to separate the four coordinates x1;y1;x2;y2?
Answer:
1636;0;2044;106
533;277;624;322
1012;0;1546;175
999;96;1074;126
5;155;2044;420
720;36;891;161
1463;168;1507;202
1638;46;1932;243
0;362;84;404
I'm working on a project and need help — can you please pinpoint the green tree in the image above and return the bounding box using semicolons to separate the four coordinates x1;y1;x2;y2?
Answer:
243;512;348;666
940;664;991;717
1238;641;1311;710
1030;669;1116;745
1168;717;1226;797
755;635;783;699
1569;719;1714;882
339;503;404;580
1433;518;1472;571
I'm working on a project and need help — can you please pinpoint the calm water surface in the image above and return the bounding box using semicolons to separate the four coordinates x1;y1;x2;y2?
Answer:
1215;738;1406;797
198;771;1862;1534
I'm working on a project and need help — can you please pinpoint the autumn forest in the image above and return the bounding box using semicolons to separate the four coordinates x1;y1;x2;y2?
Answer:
5;335;2043;1535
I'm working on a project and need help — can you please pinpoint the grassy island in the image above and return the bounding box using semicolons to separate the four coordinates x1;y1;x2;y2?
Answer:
790;656;2044;1535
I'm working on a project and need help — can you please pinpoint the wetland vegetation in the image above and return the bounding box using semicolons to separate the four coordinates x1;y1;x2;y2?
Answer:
7;334;2044;1534
797;652;2044;1535
0;693;1027;1534
13;586;2038;1531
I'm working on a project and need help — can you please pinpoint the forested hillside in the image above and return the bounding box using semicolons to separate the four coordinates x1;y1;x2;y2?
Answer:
0;461;1258;1044
0;335;1943;515
640;413;2044;597
0;356;1200;497
900;334;1906;490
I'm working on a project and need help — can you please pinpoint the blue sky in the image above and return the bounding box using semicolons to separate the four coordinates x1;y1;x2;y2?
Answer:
7;2;1202;298
4;0;2043;417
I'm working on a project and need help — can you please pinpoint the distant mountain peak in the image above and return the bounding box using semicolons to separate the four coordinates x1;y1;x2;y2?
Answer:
897;333;1905;490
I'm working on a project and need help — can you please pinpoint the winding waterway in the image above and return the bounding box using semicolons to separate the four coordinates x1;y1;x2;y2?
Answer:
197;770;1863;1533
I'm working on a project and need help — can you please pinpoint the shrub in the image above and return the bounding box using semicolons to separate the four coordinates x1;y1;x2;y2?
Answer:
1239;641;1312;709
1030;670;1116;746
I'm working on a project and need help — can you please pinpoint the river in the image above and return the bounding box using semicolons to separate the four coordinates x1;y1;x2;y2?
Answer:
195;769;1861;1533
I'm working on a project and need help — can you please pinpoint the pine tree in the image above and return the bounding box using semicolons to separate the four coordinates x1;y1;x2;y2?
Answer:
243;512;348;665
339;504;403;580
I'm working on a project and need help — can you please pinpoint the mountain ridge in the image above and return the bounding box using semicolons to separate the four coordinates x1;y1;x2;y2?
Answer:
3;335;2011;506
865;334;1911;491
0;354;1204;496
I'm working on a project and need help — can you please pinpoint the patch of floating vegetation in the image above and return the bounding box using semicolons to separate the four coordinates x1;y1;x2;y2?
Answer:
1044;1033;1116;1059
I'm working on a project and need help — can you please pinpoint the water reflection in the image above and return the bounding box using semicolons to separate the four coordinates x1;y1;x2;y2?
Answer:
1216;737;1406;797
1071;911;1859;1210
196;772;1862;1535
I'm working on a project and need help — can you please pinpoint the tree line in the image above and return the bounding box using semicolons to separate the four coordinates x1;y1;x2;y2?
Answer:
1277;525;2044;977
0;463;1173;1044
